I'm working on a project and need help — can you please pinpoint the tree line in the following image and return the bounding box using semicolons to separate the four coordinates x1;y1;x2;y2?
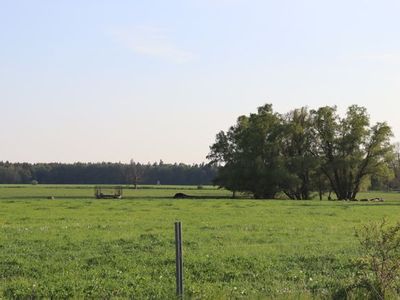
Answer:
0;161;217;185
208;104;398;200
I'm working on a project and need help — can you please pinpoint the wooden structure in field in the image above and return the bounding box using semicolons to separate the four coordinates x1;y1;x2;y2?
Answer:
94;186;123;199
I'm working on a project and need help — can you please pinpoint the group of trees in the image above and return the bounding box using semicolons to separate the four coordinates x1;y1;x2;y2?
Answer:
208;104;395;200
0;161;217;186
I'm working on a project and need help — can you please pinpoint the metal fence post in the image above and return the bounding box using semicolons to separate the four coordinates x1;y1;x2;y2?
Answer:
175;221;184;298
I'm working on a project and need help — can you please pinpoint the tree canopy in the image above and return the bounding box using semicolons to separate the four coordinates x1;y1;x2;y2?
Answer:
208;104;394;200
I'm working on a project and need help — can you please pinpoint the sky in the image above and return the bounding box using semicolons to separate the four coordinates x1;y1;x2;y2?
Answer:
1;0;400;164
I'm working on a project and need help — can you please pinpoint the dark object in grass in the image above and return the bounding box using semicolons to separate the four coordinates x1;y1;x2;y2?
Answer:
47;196;55;200
370;197;384;202
173;193;190;199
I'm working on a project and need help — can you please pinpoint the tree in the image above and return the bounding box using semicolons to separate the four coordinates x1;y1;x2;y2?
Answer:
0;166;20;183
279;107;319;199
377;142;400;190
126;159;143;189
310;105;393;200
208;131;241;197
208;104;287;199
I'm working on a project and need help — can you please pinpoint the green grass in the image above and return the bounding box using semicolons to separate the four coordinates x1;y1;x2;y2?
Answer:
0;185;400;298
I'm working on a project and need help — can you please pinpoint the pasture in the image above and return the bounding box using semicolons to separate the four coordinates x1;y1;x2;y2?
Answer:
0;185;400;298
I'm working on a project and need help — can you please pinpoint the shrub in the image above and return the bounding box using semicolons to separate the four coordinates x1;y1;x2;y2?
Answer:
354;219;400;299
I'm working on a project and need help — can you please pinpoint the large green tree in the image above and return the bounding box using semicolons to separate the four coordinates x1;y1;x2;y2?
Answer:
279;107;319;200
208;104;286;199
310;105;393;200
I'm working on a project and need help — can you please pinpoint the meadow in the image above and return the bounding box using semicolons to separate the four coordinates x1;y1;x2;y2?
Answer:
0;185;400;299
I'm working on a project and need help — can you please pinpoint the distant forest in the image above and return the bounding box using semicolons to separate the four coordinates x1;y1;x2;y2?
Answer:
0;161;217;185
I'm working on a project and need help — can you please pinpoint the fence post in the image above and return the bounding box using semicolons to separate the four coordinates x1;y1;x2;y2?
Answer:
175;221;184;298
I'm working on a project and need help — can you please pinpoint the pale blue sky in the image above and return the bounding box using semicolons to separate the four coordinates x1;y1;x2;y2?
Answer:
1;0;399;163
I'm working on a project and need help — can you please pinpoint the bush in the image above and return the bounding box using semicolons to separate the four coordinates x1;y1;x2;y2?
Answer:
354;219;400;299
31;180;38;185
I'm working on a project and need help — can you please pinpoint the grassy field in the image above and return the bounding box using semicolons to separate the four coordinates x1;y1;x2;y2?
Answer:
0;185;400;298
